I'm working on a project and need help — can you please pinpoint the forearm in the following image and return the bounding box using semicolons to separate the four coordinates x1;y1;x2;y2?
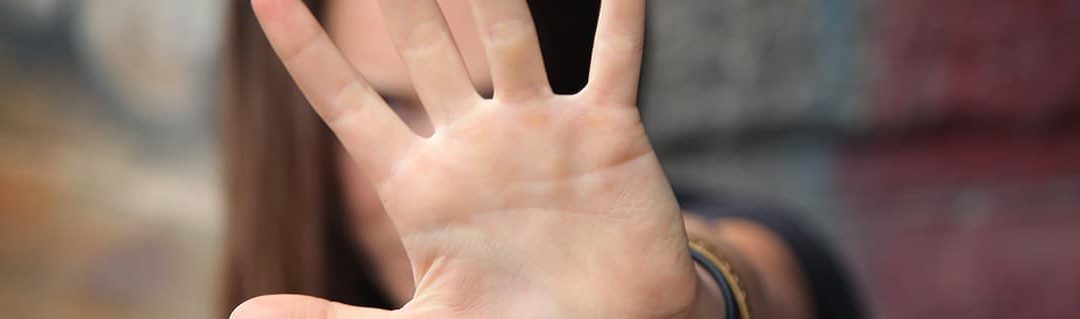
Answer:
683;214;816;319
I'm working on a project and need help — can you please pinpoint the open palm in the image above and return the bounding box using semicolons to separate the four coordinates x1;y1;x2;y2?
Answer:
236;0;702;318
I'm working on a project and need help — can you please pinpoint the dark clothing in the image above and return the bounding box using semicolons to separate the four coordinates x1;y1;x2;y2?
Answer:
679;191;865;319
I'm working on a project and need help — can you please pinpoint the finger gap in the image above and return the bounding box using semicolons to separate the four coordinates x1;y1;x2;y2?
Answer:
527;0;601;95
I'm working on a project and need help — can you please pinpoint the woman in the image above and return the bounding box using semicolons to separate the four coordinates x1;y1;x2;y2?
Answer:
222;0;862;318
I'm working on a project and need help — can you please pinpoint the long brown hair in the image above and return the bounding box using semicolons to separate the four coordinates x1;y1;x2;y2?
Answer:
220;0;600;316
221;0;393;314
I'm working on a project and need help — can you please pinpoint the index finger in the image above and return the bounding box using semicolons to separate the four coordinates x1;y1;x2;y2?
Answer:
251;0;420;179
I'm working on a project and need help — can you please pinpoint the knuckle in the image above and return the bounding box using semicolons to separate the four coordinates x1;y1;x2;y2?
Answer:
598;34;645;55
401;20;452;56
485;18;535;48
497;86;552;103
280;32;325;65
323;82;368;127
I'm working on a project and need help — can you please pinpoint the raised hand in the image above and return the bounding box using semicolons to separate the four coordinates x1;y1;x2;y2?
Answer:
235;0;707;317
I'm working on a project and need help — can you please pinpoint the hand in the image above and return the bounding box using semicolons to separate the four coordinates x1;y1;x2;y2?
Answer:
236;0;707;317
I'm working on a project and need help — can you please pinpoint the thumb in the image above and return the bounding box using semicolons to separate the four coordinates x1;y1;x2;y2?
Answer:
230;294;396;319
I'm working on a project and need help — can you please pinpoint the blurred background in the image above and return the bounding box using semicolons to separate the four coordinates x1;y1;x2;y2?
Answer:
1;0;1078;318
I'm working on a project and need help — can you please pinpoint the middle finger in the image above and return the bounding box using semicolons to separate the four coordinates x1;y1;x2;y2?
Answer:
378;0;482;126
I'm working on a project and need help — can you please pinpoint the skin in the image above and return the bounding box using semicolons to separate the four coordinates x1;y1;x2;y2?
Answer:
234;0;814;318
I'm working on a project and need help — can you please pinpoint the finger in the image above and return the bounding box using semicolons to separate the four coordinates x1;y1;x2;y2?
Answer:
584;0;646;106
231;295;396;319
251;0;420;178
378;0;481;125
468;0;553;102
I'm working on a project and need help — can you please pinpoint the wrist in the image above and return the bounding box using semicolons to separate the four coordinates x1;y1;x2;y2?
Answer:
684;234;754;319
684;263;728;319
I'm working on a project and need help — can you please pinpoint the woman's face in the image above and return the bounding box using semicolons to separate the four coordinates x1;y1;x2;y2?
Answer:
328;0;493;300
